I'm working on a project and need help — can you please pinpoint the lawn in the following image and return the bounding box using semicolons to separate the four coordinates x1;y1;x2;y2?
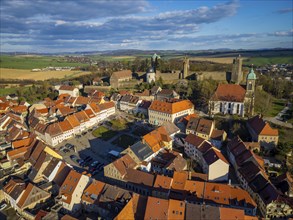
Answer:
111;134;138;149
267;99;286;117
0;55;88;69
92;126;118;141
110;118;128;131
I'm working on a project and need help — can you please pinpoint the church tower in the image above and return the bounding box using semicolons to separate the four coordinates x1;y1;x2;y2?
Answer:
246;66;256;94
232;55;243;84
246;65;256;116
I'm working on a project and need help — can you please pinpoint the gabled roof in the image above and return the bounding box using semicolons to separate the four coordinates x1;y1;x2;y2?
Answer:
60;170;82;204
258;183;279;205
144;196;169;220
89;102;101;113
74;111;89;123
113;154;137;177
129;141;153;161
12;137;34;149
248;173;268;193
211;84;246;102
168;199;185;220
111;70;132;79
115;194;147;220
149;99;193;114
143;126;171;153
248;115;278;136
17;183;50;209
59;120;73;132
75;96;90;105
185;133;206;147
187;118;214;135
238;161;262;183
161;121;180;136
153;174;172;191
66;114;80;128
45;123;63;137
203;147;229;165
81;180;105;204
59;85;76;91
84;109;95;118
3;178;26;201
124;168;155;187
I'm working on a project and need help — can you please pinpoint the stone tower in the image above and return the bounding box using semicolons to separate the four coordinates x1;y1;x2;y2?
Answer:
246;65;256;116
182;56;189;79
232;55;243;84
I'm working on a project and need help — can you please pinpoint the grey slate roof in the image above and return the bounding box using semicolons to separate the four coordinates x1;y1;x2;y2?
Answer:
130;141;153;161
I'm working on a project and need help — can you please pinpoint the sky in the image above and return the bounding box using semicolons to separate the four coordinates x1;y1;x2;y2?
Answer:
0;0;292;53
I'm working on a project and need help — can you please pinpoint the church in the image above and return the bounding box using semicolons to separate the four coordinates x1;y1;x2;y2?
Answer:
209;65;256;117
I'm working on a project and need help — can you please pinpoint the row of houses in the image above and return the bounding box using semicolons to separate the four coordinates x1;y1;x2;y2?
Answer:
227;136;293;218
31;101;115;146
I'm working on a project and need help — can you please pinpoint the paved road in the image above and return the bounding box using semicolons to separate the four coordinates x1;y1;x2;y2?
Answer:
264;117;293;128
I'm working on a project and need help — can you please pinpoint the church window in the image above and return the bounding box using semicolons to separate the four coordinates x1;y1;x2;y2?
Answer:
220;103;223;111
237;104;240;113
248;82;252;90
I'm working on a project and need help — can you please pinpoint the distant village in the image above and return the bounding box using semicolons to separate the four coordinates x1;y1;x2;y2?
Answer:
0;54;292;220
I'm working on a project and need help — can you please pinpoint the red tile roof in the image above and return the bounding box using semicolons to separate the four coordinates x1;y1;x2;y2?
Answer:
113;154;137;177
59;85;76;91
211;84;246;102
203;147;229;165
144;196;169;220
185;133;206;148
60;170;82;204
149;99;193;114
59;120;73;132
66;114;80;127
248;115;278;136
143;126;171;153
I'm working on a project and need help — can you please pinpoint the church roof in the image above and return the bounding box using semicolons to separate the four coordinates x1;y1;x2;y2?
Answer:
211;84;246;102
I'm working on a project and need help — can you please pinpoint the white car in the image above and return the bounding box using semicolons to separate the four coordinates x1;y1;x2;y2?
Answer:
0;202;7;210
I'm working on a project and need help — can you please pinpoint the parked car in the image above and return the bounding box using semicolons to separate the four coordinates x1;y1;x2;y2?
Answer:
92;170;99;175
65;143;74;150
91;161;99;167
70;155;78;163
0;202;7;210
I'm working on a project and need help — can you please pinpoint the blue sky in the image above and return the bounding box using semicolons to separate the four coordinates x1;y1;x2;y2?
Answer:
0;0;292;52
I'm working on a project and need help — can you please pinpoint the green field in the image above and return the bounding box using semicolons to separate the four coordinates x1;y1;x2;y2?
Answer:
243;56;293;66
0;86;30;96
267;99;287;117
92;126;118;140
111;134;138;149
0;55;88;69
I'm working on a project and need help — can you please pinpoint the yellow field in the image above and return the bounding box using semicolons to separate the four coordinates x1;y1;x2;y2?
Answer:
0;68;92;80
189;57;246;64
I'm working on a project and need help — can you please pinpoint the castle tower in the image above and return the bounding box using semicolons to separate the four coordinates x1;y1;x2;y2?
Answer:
182;56;189;78
232;55;243;84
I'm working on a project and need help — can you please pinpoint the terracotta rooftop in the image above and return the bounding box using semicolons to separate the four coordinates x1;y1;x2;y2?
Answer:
59;120;73;132
143;126;171;153
60;170;83;204
124;168;155;187
172;171;188;191
144;196;169;220
59;85;76;91
114;194;147;220
211;84;246;102
168;199;185;220
89;102;101;113
66;114;80;128
153;174;173;191
82;180;105;204
46;123;63;137
113;154;137;177
149;99;193;114
12;137;33;149
248;115;278;136
219;207;245;220
99;101;115;110
7;147;28;160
